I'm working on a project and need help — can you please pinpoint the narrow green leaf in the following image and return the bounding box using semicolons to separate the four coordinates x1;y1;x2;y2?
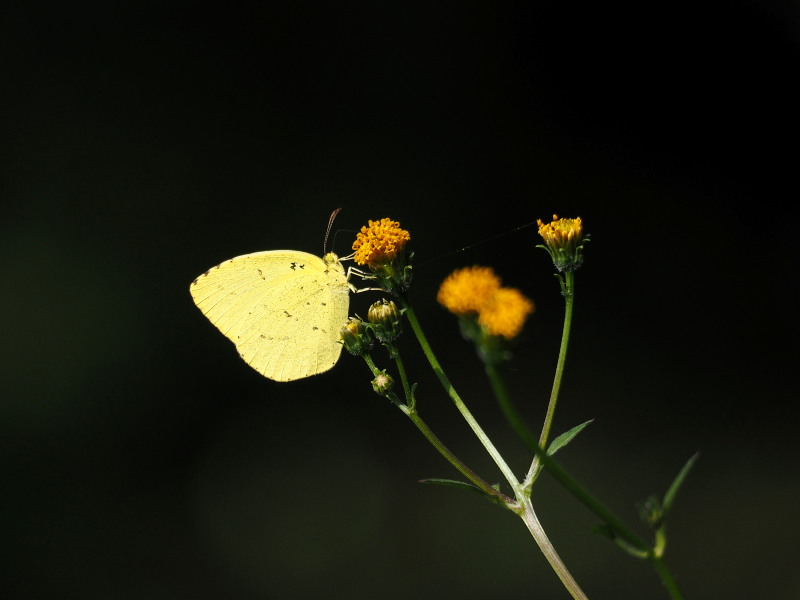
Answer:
662;452;699;515
418;478;507;506
547;419;594;456
418;478;486;495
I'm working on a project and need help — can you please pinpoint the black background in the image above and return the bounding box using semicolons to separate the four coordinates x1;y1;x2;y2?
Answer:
2;2;798;598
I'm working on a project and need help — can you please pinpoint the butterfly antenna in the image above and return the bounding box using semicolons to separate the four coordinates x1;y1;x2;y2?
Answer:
325;208;343;254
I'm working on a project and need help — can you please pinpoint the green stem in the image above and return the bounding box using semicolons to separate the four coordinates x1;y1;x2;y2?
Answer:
650;555;684;600
525;270;575;487
361;355;513;505
402;405;515;506
485;362;539;452
392;347;414;407
519;497;588;600
400;296;520;490
527;439;649;552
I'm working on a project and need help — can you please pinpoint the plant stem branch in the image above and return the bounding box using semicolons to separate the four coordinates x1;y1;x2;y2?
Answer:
392;348;414;407
361;355;513;505
650;555;684;600
519;497;589;600
402;405;515;505
485;362;538;451
400;296;520;490
525;270;575;488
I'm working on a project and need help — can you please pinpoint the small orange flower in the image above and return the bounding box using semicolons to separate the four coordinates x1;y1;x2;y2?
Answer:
537;214;586;272
537;214;583;245
438;265;534;340
478;287;535;339
352;218;411;269
437;266;501;315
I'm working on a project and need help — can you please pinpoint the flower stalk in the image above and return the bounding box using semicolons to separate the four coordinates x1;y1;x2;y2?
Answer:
399;296;521;491
519;496;589;600
360;353;513;505
484;362;539;452
524;269;575;489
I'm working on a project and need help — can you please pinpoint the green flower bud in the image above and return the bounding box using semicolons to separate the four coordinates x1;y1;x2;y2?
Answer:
371;370;394;396
339;317;374;356
638;495;664;529
367;299;403;344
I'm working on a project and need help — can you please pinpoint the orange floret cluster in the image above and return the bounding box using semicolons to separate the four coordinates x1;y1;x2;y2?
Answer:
352;218;411;269
437;266;501;315
438;266;534;339
537;214;586;272
537;214;583;246
477;287;535;340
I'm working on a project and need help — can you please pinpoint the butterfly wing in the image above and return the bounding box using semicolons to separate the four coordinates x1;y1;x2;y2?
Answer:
190;250;350;381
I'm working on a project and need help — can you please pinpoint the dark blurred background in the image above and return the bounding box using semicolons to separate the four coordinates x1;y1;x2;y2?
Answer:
2;1;798;598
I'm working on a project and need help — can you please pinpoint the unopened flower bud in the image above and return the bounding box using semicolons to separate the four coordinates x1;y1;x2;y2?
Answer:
367;299;403;343
339;317;373;356
371;370;394;396
638;495;664;529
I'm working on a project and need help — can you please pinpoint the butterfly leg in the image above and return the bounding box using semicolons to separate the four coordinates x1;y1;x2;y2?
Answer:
345;265;384;293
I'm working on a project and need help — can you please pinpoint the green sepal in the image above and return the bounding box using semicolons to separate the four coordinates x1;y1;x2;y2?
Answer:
547;419;593;456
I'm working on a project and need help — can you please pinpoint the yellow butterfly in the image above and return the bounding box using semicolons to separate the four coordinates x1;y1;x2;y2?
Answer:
190;211;353;381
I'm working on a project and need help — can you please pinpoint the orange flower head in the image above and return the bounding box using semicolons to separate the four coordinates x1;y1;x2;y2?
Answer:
537;214;586;272
478;287;535;339
437;266;502;315
352;218;411;270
